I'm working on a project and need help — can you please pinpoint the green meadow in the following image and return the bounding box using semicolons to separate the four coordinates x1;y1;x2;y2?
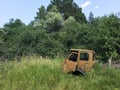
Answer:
0;57;120;90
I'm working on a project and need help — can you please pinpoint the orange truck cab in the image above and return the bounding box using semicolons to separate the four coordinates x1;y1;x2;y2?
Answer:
62;49;95;75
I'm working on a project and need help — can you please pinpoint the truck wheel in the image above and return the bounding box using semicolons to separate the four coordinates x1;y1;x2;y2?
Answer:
75;69;85;76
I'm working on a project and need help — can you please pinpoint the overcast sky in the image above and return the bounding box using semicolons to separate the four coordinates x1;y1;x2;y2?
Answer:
0;0;120;27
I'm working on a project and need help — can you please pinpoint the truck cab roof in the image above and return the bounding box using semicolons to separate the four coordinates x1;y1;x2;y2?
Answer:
70;49;95;53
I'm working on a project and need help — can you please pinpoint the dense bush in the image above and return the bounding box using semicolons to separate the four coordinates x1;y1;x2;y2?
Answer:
0;1;120;61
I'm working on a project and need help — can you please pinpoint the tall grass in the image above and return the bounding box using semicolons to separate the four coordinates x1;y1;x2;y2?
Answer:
0;57;120;90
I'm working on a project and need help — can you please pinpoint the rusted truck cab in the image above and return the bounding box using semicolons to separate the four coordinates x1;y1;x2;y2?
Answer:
62;49;95;75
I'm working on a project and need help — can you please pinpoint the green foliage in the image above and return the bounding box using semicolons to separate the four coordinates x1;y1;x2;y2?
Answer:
62;16;79;49
91;14;120;61
44;10;63;33
88;12;94;23
34;5;63;33
0;1;120;62
48;0;87;23
47;0;62;12
35;5;46;21
0;19;26;60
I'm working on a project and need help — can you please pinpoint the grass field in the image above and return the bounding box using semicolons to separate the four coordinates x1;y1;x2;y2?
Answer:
0;56;120;90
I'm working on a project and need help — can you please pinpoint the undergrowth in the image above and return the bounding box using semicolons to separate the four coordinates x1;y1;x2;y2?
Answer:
0;57;120;90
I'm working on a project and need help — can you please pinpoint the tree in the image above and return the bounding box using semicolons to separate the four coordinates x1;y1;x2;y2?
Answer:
43;6;64;33
45;13;63;33
89;14;120;61
47;0;62;12
62;16;79;49
33;5;63;33
1;19;26;60
88;12;94;23
4;19;25;29
47;0;87;23
35;6;46;21
48;5;59;12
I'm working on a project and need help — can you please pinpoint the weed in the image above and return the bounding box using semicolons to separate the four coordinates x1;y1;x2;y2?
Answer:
0;57;120;90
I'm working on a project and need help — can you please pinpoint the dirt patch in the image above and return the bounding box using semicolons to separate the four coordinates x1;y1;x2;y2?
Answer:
102;60;120;69
112;63;120;69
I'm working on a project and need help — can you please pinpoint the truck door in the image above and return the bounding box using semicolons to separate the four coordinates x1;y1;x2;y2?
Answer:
77;52;93;71
62;52;78;73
